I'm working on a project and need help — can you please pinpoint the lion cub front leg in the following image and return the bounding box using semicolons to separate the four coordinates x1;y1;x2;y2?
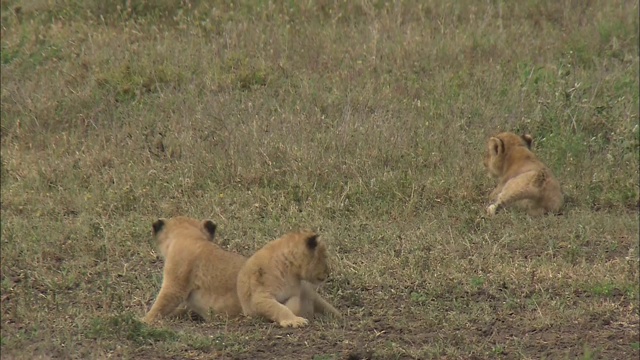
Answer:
487;175;540;216
254;293;309;328
489;183;504;202
143;280;189;324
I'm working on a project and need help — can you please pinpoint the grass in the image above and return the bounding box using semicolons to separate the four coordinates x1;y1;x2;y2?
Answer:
1;0;638;359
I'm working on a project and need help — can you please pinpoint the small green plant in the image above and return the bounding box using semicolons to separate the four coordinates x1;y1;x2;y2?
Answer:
589;282;618;297
470;276;485;288
410;291;430;305
492;345;505;355
88;313;177;345
313;355;336;360
581;344;600;360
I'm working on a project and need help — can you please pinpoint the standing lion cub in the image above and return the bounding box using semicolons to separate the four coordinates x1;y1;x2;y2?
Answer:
237;231;341;328
142;216;246;323
483;132;563;216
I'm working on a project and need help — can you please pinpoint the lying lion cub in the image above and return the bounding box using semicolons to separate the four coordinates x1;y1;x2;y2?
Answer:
142;216;246;323
483;132;563;216
237;231;341;328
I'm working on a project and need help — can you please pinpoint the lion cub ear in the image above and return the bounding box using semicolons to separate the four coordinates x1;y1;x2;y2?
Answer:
202;220;217;240
521;134;533;149
488;137;504;156
305;234;319;251
152;219;166;235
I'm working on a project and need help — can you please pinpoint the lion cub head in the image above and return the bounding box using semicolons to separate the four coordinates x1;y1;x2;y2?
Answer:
282;231;330;284
151;216;217;258
483;132;533;177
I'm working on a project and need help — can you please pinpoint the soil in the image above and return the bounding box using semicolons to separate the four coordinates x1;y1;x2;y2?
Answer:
138;288;639;360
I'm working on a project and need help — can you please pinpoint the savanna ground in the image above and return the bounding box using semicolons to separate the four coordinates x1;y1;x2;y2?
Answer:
1;1;639;359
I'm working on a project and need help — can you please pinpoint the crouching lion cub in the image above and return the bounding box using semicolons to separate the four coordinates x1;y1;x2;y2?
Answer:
142;216;246;324
237;231;341;328
483;132;563;216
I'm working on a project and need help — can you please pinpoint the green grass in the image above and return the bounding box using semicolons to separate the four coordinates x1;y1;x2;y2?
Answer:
1;0;638;359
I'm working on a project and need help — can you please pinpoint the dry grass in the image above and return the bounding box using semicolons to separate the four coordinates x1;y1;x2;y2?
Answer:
1;0;638;359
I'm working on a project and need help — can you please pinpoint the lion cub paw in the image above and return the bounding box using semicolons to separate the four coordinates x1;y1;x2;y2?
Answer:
279;316;309;328
486;204;498;216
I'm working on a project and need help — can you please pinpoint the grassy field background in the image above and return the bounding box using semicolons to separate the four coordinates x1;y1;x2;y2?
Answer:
1;0;638;359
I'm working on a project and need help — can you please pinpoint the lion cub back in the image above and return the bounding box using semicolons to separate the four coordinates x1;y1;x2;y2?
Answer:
143;216;246;323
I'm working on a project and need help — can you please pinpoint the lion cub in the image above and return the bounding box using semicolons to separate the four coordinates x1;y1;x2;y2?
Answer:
142;216;246;324
483;132;563;216
236;231;341;328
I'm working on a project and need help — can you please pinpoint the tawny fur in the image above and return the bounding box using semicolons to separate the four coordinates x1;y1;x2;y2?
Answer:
236;231;341;328
142;216;246;324
483;132;563;216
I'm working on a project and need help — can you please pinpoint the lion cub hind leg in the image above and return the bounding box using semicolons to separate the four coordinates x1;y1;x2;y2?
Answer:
312;295;341;319
167;303;190;319
184;290;216;322
487;173;542;216
300;282;341;319
254;294;309;328
284;295;314;319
